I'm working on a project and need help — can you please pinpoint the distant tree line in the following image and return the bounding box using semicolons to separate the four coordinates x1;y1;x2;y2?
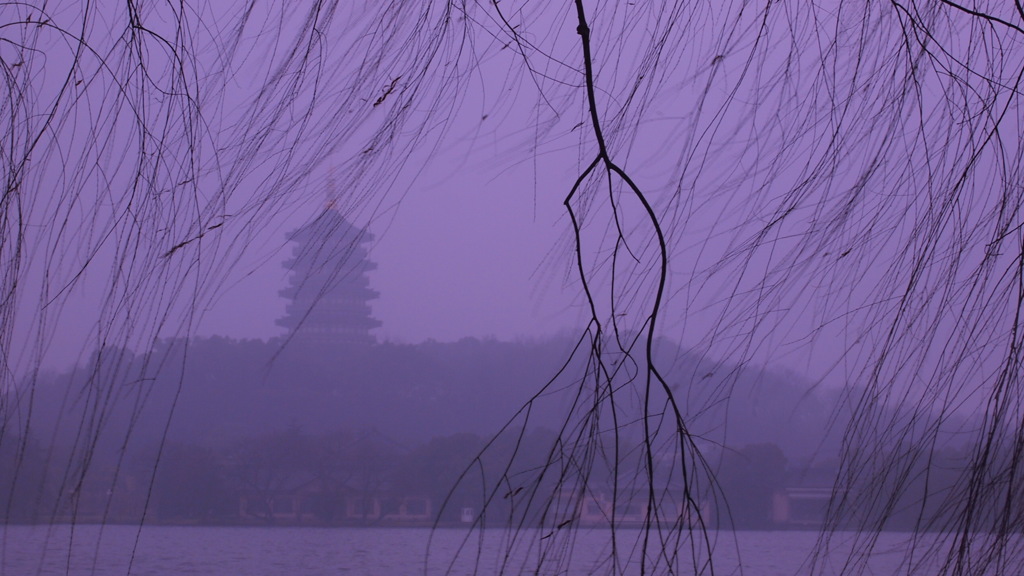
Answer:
0;424;979;531
22;335;847;454
2;335;982;529
0;425;549;525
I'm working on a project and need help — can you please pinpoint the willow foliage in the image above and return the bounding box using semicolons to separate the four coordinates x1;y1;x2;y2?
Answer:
2;1;1024;574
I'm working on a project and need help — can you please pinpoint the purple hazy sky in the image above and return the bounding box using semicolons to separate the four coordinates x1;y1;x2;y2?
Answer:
194;150;584;346
12;0;1010;408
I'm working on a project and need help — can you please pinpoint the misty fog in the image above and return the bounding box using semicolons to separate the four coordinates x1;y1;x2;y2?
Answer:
3;1;1024;575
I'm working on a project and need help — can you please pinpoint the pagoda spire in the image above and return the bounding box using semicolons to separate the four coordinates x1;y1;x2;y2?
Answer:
277;207;381;345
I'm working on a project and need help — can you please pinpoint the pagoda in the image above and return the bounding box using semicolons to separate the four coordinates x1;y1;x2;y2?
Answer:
277;207;381;345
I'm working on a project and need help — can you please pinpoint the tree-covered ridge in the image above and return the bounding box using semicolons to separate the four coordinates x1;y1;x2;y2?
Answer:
6;333;976;530
22;335;844;453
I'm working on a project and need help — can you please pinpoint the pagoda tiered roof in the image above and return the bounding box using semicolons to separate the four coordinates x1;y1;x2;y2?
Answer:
277;207;381;344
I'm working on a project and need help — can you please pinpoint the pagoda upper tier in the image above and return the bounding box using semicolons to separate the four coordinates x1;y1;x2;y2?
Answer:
277;208;381;344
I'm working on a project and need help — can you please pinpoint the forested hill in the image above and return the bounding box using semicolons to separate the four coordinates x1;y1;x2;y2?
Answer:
22;335;847;461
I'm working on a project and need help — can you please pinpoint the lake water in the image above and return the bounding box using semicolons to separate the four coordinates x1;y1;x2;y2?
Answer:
0;525;1015;575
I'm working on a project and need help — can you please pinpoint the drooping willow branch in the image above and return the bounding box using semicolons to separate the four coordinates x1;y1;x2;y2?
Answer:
6;2;1024;576
433;4;721;575
567;2;714;574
